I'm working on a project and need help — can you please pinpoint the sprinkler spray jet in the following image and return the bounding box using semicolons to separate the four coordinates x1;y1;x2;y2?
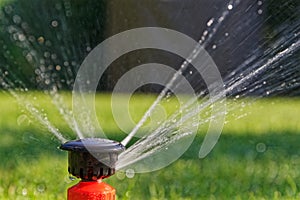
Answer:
60;138;125;200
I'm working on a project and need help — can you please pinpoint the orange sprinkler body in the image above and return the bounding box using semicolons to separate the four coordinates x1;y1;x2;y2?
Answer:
68;180;115;200
60;138;125;200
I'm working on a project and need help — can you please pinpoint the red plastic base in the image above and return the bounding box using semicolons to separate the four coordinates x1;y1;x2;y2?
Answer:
68;180;115;200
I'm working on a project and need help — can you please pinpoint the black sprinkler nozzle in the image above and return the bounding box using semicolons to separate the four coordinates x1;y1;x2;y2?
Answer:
60;138;125;181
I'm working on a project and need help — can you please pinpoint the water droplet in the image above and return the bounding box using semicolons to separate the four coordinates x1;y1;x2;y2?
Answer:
87;46;91;52
116;171;126;180
22;188;27;196
4;6;13;14
17;114;29;126
51;20;59;27
37;36;45;44
40;58;45;65
189;71;193;75
225;32;229;37
207;18;214;27
256;143;267;153
12;33;18;41
228;4;233;10
48;65;54;70
25;54;33;62
64;61;69;66
13;15;21;24
51;54;57;60
45;40;52;46
263;81;266;85
125;169;135;178
55;3;62;10
258;9;263;15
56;65;61;71
218;16;224;22
125;191;131;198
66;10;72;17
18;34;26;42
44;52;50;58
257;1;262;6
28;35;35;42
36;184;45;193
212;44;217;49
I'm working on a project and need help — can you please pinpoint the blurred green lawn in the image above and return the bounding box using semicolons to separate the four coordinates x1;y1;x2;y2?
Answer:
0;92;300;199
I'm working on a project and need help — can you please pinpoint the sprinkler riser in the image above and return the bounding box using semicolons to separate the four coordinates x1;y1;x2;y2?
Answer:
67;151;117;180
68;181;116;200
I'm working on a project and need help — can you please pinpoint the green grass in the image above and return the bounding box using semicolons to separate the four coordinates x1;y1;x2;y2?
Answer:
0;92;300;199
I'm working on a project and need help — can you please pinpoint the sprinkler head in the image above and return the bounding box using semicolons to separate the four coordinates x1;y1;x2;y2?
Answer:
60;138;125;181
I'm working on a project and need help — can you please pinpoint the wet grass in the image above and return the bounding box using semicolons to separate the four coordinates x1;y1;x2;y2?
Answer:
0;92;300;199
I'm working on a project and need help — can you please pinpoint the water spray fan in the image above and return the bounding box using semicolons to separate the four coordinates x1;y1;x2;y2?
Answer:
60;138;125;200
